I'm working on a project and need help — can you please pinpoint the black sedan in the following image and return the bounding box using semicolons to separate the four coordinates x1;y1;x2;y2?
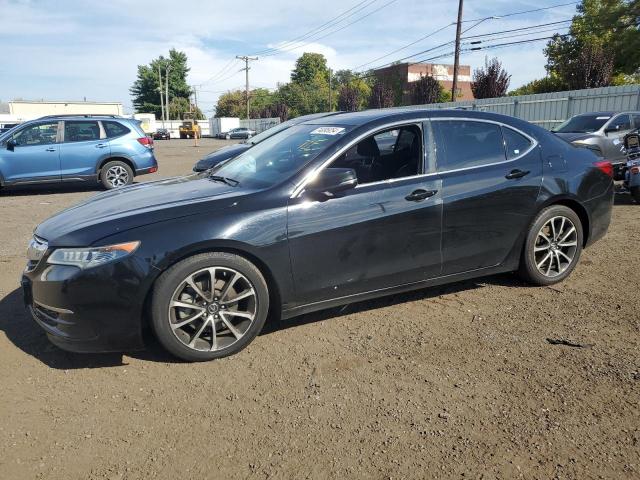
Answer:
153;128;171;140
193;112;342;172
23;109;613;362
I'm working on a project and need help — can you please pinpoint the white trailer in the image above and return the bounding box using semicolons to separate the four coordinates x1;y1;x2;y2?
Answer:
209;117;240;138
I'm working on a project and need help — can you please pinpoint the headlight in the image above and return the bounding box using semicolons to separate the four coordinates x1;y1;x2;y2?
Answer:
47;241;140;269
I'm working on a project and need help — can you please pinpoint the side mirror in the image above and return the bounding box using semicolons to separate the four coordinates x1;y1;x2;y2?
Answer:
6;139;16;151
306;168;358;199
604;125;620;134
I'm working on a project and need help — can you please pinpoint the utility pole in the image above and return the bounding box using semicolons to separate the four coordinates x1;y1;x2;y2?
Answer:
158;65;165;128
328;68;333;111
165;63;171;123
236;55;258;119
451;0;464;102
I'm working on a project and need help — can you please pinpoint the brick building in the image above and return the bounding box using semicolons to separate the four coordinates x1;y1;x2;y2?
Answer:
373;62;474;103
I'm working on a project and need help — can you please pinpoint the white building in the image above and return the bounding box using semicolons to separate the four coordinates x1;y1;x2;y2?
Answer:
0;100;124;123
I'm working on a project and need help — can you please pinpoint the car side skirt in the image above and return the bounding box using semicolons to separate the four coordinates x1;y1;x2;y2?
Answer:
280;262;516;320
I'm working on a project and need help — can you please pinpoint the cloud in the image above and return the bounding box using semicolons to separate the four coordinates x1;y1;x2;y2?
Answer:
0;0;575;113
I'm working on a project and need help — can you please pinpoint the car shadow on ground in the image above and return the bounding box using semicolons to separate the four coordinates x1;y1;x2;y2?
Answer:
0;274;524;369
614;190;638;205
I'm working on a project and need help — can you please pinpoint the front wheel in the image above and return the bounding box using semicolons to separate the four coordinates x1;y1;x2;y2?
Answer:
151;252;270;362
518;205;583;286
631;186;640;203
100;160;133;189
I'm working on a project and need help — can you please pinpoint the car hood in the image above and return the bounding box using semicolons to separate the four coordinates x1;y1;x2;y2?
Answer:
554;132;594;143
35;174;255;246
194;143;251;171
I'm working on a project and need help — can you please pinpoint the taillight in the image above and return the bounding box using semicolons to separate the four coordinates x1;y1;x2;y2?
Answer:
137;137;153;148
593;161;613;178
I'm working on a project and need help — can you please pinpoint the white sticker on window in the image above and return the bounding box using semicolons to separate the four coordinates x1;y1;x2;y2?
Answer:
596;116;611;120
311;127;345;135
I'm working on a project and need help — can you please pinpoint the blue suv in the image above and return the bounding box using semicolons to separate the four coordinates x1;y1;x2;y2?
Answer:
0;115;158;190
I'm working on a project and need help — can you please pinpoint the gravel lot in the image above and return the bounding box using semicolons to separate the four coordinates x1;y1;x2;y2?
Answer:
0;138;638;479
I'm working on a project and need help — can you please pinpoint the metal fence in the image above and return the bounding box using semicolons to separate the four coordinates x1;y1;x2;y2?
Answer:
240;117;281;134
401;85;640;130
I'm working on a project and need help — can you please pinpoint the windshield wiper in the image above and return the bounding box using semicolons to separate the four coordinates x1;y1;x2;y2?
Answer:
208;174;240;187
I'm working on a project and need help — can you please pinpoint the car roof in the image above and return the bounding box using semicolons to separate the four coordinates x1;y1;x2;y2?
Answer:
299;108;533;127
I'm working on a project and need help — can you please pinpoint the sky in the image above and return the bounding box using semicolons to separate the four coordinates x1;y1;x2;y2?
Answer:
0;0;578;115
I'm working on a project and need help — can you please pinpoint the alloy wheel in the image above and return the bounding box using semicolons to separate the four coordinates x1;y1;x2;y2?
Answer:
106;165;129;187
168;267;257;352
533;215;578;278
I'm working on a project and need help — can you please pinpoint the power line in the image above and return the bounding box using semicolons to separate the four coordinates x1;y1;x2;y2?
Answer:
353;2;577;73
363;18;573;73
259;0;400;57
198;58;241;86
251;0;376;56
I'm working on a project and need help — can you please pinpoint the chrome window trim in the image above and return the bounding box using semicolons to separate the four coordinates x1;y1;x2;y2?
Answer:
291;116;538;198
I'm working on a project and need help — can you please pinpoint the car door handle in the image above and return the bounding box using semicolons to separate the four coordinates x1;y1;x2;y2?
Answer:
45;147;56;152
96;144;108;149
505;169;530;179
405;189;438;202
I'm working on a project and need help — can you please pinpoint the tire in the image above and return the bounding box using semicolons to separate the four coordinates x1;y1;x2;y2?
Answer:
631;186;640;203
151;252;270;362
518;205;583;286
100;160;133;189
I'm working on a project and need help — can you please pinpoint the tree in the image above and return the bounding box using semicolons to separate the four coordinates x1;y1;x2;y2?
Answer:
409;75;447;105
130;49;193;118
369;82;395;109
471;57;511;99
337;85;361;111
291;52;330;84
168;97;204;120
215;90;246;118
508;75;566;96
549;39;614;89
544;0;639;88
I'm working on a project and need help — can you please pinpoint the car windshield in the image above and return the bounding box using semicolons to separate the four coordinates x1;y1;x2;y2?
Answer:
554;115;611;133
210;124;351;188
245;121;292;145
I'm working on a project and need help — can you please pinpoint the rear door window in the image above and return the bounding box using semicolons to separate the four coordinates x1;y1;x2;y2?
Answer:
103;121;130;138
64;121;100;142
502;127;532;159
435;120;506;170
609;115;631;131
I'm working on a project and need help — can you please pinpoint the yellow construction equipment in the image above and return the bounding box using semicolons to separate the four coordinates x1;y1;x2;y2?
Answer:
179;114;201;139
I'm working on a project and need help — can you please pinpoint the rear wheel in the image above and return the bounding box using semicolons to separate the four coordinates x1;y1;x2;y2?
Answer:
631;186;640;203
518;205;583;286
151;252;270;362
100;160;133;189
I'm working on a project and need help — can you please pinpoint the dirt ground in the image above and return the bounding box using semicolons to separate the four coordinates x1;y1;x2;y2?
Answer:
0;138;638;480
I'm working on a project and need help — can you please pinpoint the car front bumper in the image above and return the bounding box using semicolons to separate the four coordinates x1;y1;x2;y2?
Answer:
21;253;153;353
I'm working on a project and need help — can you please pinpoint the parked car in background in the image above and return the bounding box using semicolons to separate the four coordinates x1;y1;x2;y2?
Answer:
23;109;613;361
0;123;19;135
153;128;171;140
224;127;256;140
194;112;342;172
623;129;640;202
553;111;640;179
0;115;158;191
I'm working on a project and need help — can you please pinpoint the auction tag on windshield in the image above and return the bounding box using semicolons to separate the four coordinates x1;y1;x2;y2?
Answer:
311;127;345;135
596;116;611;120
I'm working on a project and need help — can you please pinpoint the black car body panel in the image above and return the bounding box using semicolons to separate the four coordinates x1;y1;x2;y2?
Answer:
23;109;613;353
